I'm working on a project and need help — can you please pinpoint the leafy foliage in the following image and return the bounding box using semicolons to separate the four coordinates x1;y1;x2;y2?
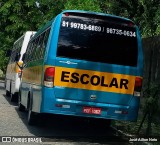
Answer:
0;0;64;73
0;0;159;136
99;0;160;37
0;0;159;74
64;0;101;12
143;83;160;113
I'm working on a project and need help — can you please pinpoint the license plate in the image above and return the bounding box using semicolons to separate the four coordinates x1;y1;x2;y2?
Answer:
83;107;101;115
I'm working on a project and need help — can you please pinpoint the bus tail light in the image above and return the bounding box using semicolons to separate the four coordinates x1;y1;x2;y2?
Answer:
44;67;55;87
65;13;69;16
128;22;134;27
134;77;142;97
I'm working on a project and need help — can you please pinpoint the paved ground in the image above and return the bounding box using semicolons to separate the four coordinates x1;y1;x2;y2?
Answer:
0;81;129;145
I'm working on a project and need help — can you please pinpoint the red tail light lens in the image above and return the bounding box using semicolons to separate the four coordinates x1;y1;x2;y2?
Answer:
44;67;55;87
134;77;142;96
135;77;142;88
128;22;134;27
65;13;69;16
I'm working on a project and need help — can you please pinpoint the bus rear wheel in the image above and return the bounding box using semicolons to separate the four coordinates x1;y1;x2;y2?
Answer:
27;98;38;125
28;110;37;125
18;94;25;112
10;93;18;102
6;90;10;97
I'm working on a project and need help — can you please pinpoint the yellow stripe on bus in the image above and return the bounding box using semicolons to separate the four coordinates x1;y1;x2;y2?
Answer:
54;67;136;95
23;65;43;85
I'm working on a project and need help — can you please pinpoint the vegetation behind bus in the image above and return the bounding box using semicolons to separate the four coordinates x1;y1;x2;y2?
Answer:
0;0;159;74
0;0;159;136
114;36;160;136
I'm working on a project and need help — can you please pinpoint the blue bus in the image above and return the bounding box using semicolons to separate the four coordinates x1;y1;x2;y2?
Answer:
18;10;143;125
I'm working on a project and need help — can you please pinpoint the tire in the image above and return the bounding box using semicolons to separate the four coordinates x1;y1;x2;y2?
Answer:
18;93;25;112
10;93;18;102
10;93;15;102
6;90;10;97
27;96;37;125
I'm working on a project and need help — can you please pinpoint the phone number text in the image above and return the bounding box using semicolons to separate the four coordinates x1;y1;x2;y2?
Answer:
62;21;136;37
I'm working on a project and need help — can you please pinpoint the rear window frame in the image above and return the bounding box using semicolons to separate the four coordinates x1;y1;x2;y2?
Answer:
57;13;138;67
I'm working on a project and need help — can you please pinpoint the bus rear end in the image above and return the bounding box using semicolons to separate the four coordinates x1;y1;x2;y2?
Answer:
42;11;143;122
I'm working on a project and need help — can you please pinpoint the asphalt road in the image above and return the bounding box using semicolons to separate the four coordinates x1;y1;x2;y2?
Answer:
0;81;129;145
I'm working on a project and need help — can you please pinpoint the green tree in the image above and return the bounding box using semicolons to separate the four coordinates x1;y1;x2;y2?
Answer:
64;0;101;12
0;0;65;74
98;0;160;37
0;0;39;73
0;0;160;75
0;50;9;74
139;0;160;37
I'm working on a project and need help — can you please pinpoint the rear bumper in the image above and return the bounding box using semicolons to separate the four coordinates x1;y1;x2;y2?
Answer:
40;88;140;122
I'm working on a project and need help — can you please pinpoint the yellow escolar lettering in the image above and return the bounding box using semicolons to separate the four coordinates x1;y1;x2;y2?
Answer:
54;67;135;95
60;71;129;89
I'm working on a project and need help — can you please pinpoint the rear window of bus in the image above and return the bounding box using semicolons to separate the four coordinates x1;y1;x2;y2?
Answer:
57;13;138;67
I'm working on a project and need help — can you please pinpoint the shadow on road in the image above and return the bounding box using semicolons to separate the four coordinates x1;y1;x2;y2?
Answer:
16;111;129;144
3;92;128;145
3;94;17;107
